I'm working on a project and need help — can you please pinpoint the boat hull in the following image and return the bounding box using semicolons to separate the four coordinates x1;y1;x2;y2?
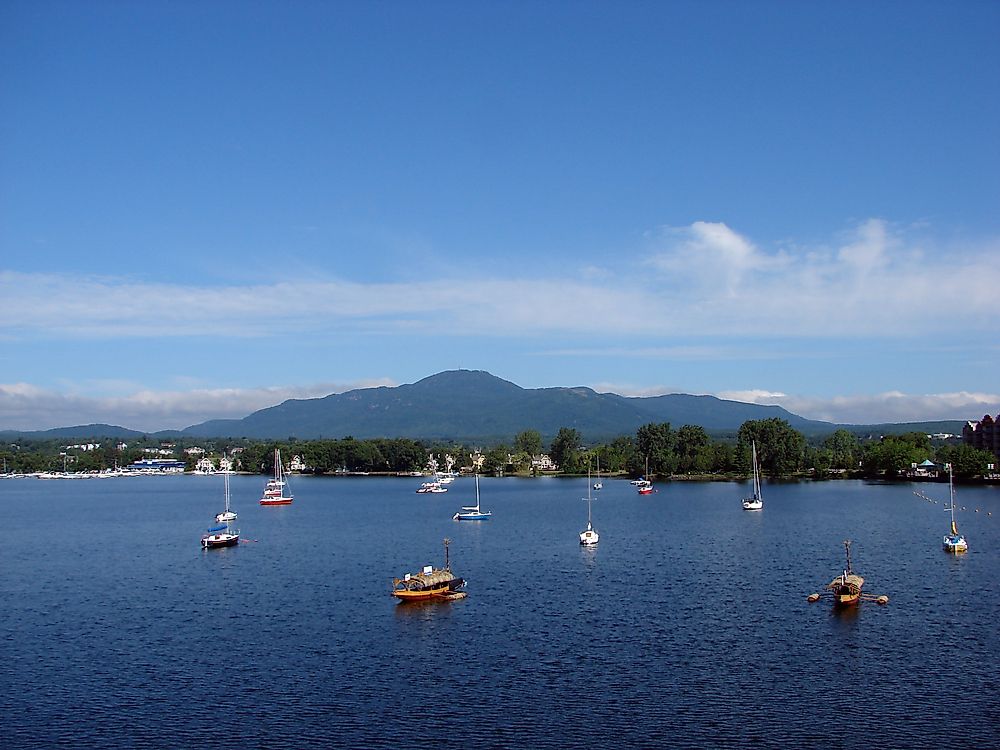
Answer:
943;535;968;553
202;533;239;549
392;577;465;602
453;512;490;520
742;499;762;511
580;531;599;545
392;584;452;601
260;498;293;505
829;574;864;606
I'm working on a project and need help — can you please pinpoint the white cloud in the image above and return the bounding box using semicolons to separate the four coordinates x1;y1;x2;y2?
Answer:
2;220;998;341
0;379;394;432
715;389;1000;425
645;219;1000;335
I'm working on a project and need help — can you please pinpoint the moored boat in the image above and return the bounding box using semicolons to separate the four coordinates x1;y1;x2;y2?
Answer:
260;448;293;505
942;464;968;553
214;468;238;522
636;457;654;495
742;441;763;511
392;538;466;602
416;481;448;494
453;473;491;520
580;467;599;546
202;523;240;549
827;540;864;606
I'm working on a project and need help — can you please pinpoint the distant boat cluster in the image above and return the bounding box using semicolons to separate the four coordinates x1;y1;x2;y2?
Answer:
1;458;187;480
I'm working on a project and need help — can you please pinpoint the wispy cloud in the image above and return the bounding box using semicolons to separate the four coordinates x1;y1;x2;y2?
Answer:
2;220;998;340
0;380;394;432
716;389;1000;425
645;219;1000;335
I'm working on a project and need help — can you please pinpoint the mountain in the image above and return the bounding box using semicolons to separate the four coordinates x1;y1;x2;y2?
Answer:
182;369;834;440
0;423;150;440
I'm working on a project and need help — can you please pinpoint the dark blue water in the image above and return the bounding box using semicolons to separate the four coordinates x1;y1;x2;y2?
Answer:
2;475;999;749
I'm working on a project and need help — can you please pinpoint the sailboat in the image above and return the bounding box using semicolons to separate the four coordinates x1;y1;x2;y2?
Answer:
636;456;654;495
259;448;293;506
580;467;599;545
391;538;467;602
215;467;238;522
828;540;864;606
942;463;968;553
742;441;763;511
452;473;491;520
202;471;239;548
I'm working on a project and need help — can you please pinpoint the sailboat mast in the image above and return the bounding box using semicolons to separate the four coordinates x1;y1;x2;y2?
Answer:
587;466;593;523
949;464;958;535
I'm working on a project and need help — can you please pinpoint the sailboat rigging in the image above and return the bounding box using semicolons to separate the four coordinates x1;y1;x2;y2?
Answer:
580;466;599;546
215;463;238;522
202;471;240;549
453;474;492;521
742;441;763;511
259;448;293;506
942;463;968;553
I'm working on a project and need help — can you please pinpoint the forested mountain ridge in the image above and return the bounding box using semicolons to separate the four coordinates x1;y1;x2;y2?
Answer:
181;369;835;440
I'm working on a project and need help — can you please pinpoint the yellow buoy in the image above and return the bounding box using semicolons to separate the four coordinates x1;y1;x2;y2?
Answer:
876;595;889;605
807;593;820;603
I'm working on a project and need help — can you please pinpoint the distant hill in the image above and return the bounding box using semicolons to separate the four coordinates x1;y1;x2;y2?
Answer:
182;369;835;441
0;423;150;440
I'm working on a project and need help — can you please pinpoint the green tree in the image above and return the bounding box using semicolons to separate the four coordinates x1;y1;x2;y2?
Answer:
824;429;861;471
675;424;710;473
861;434;928;477
550;427;583;473
514;429;543;457
481;444;511;475
738;418;807;475
936;444;995;479
600;436;636;474
636;422;675;476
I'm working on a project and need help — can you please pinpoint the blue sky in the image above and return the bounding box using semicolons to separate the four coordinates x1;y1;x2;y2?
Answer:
2;1;999;432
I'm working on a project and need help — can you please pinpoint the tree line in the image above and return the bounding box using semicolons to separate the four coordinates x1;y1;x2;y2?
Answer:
2;419;995;480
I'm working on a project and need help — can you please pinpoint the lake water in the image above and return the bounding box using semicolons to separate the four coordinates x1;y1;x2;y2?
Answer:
2;474;999;749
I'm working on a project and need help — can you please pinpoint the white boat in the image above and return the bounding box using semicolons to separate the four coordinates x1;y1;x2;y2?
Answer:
593;455;603;491
742;441;763;511
580;468;599;546
636;457;654;495
942;464;968;553
259;448;293;505
453;474;492;520
417;481;448;494
203;472;239;548
214;467;238;522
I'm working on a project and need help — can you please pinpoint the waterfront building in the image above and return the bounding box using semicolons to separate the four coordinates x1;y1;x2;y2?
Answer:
963;414;1000;462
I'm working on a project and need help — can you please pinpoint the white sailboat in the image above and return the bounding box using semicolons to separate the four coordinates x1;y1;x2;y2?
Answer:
453;474;492;521
942;463;968;553
259;448;293;505
742;441;763;511
202;471;239;549
636;456;654;495
215;463;238;522
593;455;603;491
580;468;599;545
